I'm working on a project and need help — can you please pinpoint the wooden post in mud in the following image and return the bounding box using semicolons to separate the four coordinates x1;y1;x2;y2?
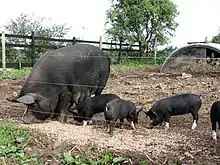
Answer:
99;36;103;50
1;31;6;70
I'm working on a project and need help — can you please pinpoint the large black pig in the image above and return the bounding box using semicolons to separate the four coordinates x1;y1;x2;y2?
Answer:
7;44;110;124
143;93;202;130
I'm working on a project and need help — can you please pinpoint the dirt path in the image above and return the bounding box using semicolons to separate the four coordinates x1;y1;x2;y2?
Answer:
1;69;220;164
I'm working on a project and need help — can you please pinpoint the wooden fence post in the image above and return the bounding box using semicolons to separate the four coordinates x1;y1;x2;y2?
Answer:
99;36;102;50
139;41;142;58
117;37;122;64
31;31;36;67
1;31;6;70
154;37;157;65
72;37;76;44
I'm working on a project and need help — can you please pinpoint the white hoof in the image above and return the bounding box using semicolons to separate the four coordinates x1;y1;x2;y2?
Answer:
88;120;93;125
164;122;169;131
212;130;217;140
191;120;197;130
131;121;136;130
82;120;87;126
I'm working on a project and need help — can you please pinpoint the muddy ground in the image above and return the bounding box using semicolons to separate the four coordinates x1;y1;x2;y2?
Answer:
1;67;220;165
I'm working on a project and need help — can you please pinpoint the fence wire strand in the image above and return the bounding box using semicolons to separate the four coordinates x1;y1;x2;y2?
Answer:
19;55;220;60
1;55;220;127
5;54;220;60
0;103;141;127
0;89;214;126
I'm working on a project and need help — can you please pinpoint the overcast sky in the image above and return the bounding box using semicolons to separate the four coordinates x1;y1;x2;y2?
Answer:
0;0;220;48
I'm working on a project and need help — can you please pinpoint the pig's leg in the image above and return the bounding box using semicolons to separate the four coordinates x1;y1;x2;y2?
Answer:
164;112;171;131
109;120;116;136
78;92;86;104
82;109;93;126
57;93;71;123
130;121;136;130
212;120;217;140
84;119;93;126
218;122;220;139
119;119;124;129
109;121;114;136
88;120;93;125
191;109;199;130
82;120;88;126
159;122;164;126
67;94;76;110
105;120;110;132
51;106;60;121
52;92;72;121
94;86;102;96
84;90;90;101
86;117;94;125
51;94;63;121
72;92;81;105
127;117;136;130
91;87;97;97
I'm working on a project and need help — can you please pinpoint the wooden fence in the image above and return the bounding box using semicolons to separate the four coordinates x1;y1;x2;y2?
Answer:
0;31;141;69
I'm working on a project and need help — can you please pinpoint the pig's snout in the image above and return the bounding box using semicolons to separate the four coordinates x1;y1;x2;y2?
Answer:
146;125;154;129
146;121;154;129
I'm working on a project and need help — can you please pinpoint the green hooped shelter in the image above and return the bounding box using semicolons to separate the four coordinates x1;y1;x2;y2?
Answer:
160;42;220;72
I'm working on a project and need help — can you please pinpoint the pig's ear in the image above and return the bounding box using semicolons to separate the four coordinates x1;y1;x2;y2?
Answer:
105;103;110;111
16;93;37;104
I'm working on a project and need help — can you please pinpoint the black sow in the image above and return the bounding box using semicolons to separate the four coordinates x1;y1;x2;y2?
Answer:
70;94;120;126
210;100;220;140
7;44;110;124
104;98;142;136
143;93;202;130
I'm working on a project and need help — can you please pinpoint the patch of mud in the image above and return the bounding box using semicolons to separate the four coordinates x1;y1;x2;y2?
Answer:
20;121;189;156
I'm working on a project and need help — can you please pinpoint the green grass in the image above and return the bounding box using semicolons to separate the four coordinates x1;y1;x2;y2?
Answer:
0;68;31;80
60;151;126;165
110;58;156;78
115;58;153;70
0;123;42;165
0;55;168;81
0;59;153;81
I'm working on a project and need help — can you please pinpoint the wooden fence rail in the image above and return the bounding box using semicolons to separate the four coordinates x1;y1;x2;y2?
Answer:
0;31;141;69
0;32;140;48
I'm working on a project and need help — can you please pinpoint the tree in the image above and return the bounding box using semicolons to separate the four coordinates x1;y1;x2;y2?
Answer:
105;0;179;56
2;13;72;65
212;28;220;43
4;13;71;39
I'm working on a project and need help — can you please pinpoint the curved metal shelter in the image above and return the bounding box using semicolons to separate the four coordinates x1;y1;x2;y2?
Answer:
160;42;220;72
